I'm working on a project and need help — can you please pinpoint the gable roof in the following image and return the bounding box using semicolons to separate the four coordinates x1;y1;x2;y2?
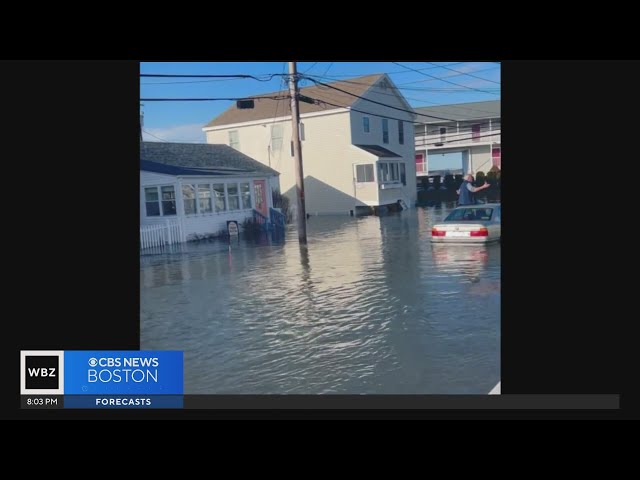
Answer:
414;100;500;124
140;142;278;176
204;74;385;128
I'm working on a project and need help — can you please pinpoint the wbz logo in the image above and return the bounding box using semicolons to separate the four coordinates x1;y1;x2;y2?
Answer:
20;351;64;394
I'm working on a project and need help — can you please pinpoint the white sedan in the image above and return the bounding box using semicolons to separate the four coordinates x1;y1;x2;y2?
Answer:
431;203;501;243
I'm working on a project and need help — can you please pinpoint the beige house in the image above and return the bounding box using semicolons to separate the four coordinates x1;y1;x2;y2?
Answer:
203;74;417;217
413;100;501;177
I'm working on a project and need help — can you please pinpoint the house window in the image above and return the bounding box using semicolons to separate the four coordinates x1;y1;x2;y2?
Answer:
227;183;240;211
439;127;447;143
390;163;399;181
229;130;240;150
382;118;389;144
271;124;283;151
160;186;177;216
213;184;226;212
198;184;212;214
144;187;160;217
400;163;406;185
356;164;375;183
363;117;370;133
472;124;481;142
182;184;197;215
398;120;404;144
240;182;252;209
378;162;389;182
377;162;401;184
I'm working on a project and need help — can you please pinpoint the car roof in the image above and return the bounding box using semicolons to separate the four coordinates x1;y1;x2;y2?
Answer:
454;203;500;208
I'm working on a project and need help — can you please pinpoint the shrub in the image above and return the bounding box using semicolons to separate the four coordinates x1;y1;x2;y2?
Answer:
241;217;263;238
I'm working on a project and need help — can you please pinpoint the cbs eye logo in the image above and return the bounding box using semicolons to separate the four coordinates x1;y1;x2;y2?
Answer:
88;358;98;367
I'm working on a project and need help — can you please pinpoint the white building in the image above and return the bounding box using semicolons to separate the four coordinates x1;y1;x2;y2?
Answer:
140;142;280;241
203;74;417;216
413;100;501;177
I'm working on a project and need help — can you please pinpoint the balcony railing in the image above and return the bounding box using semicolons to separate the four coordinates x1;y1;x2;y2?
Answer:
415;131;501;149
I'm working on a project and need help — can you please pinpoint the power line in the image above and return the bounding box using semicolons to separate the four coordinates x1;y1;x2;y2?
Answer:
320;62;334;76
423;62;500;84
303;76;462;121
302;62;318;74
140;73;285;81
302;72;500;116
140;96;288;102
305;93;500;140
314;62;469;77
142;129;169;142
397;65;500;86
141;78;252;85
304;72;499;95
392;62;499;96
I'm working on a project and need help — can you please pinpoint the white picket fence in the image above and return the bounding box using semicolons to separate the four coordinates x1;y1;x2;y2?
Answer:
140;220;185;251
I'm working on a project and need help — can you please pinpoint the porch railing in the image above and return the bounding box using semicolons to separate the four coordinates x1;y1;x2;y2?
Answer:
269;207;286;229
253;209;270;231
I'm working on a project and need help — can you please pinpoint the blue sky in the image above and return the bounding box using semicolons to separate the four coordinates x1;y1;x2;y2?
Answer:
140;61;500;154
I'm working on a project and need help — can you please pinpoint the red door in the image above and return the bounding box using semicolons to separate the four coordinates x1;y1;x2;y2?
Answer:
253;180;268;217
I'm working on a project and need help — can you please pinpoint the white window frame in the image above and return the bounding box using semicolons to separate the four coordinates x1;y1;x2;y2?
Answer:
182;184;197;216
240;182;252;210
355;163;375;183
143;184;177;218
377;161;403;186
226;182;241;211
197;183;213;215
270;124;283;151
229;130;240;150
212;183;227;213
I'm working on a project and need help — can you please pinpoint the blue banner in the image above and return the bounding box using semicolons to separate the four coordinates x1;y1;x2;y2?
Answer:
64;351;183;395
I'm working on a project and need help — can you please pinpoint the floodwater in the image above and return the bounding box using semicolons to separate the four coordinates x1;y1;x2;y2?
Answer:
140;201;500;394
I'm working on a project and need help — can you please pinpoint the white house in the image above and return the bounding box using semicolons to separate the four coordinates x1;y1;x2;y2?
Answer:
413;100;501;177
140;142;280;241
203;74;417;216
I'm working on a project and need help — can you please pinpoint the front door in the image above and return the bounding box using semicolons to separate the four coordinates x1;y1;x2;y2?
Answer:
253;180;268;217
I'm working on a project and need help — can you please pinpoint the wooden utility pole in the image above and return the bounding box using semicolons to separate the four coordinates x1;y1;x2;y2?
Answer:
288;61;307;244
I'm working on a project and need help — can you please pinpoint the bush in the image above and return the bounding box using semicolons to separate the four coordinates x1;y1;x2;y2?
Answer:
241;218;263;238
272;189;293;224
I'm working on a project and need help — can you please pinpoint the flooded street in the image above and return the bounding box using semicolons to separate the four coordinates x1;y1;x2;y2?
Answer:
140;202;500;394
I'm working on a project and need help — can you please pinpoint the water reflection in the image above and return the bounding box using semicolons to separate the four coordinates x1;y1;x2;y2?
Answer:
141;205;500;394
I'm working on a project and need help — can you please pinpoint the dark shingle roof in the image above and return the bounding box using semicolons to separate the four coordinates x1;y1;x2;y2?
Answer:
354;144;402;158
140;142;278;176
414;100;500;124
204;74;385;128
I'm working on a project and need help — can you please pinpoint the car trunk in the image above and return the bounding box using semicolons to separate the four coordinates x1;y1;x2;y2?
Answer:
432;222;489;238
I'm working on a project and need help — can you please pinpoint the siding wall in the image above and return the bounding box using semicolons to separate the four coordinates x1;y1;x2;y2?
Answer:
140;170;277;238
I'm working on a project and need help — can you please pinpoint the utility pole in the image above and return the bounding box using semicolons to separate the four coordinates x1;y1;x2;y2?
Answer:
288;61;307;244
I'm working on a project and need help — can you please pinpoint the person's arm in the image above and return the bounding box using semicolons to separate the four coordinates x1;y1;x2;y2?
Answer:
468;182;490;193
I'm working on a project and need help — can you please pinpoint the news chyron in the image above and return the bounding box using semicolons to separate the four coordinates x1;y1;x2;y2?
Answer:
20;351;184;409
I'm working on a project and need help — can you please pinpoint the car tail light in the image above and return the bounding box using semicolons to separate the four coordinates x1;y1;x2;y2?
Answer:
432;228;446;237
470;228;488;237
